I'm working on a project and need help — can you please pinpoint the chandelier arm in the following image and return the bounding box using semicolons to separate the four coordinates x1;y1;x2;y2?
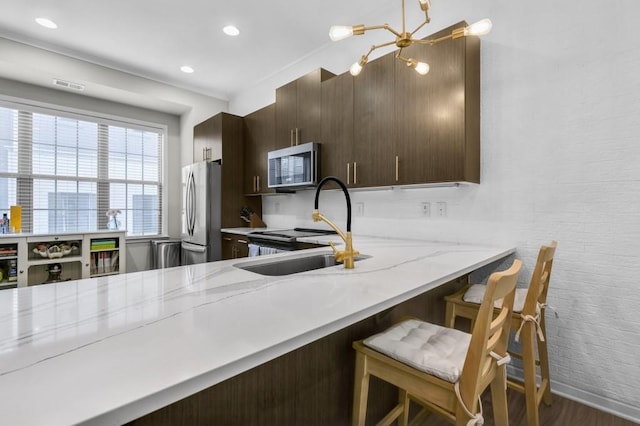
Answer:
360;23;403;38
418;33;455;46
396;49;408;63
409;18;431;38
361;39;398;61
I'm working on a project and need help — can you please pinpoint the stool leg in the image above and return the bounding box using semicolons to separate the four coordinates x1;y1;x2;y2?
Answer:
538;314;552;405
399;389;409;426
352;351;370;426
490;364;509;426
445;301;456;328
521;321;540;426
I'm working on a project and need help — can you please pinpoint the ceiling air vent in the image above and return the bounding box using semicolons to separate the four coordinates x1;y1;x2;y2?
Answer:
52;78;85;91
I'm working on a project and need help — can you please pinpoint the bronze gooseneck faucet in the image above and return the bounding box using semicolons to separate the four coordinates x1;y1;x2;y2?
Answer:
312;176;359;269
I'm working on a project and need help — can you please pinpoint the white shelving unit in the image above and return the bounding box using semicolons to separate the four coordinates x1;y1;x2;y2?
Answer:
0;231;126;288
0;238;20;290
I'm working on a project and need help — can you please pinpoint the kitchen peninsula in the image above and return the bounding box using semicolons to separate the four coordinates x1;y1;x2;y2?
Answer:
0;235;514;425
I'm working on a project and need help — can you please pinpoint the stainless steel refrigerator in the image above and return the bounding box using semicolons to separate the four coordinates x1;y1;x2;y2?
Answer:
181;161;222;265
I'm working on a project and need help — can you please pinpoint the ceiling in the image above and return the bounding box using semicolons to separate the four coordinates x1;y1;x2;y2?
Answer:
0;0;394;106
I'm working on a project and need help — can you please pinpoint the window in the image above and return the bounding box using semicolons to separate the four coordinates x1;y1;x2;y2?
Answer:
0;102;164;236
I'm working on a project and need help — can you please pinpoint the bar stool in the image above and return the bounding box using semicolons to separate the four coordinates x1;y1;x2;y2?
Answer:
444;241;557;426
352;259;522;426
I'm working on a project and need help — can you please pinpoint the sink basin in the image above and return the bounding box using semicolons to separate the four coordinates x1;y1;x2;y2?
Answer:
234;253;370;276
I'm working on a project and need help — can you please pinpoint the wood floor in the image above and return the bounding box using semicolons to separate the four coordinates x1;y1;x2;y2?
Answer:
412;388;638;426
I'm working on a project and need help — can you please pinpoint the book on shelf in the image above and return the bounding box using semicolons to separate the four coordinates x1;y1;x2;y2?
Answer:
92;251;119;275
91;239;117;250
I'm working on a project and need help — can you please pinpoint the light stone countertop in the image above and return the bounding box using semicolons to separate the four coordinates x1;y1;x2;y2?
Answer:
0;235;514;426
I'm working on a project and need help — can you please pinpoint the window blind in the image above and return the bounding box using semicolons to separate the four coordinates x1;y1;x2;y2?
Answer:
0;102;164;236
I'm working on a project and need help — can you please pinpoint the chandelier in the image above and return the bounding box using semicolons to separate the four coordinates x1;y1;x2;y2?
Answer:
329;0;492;76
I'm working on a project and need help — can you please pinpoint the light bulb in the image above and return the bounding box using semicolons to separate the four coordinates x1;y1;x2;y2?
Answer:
407;59;429;75
350;62;363;76
329;25;354;41
413;61;429;75
464;19;492;36
419;0;431;11
350;56;368;76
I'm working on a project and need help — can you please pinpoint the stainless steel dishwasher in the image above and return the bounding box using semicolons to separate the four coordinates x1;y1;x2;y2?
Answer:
150;239;182;269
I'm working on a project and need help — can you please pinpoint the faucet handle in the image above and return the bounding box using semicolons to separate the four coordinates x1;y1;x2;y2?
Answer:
328;241;338;255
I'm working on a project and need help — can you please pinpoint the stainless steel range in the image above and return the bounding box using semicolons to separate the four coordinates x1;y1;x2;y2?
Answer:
247;228;337;254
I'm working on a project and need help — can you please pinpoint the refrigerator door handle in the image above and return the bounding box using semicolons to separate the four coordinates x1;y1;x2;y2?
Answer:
182;241;207;253
187;171;196;236
185;171;192;235
190;171;196;235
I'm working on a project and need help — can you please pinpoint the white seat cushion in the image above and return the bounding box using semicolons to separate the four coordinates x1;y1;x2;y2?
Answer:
463;284;527;313
363;319;471;383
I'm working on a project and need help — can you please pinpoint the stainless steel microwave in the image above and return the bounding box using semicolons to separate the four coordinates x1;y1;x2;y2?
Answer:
268;142;320;189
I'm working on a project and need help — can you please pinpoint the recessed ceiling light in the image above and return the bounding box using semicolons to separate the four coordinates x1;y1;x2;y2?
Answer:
180;65;195;74
223;25;240;36
35;17;58;29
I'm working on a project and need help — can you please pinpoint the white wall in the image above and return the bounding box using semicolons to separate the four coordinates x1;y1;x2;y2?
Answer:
229;0;640;421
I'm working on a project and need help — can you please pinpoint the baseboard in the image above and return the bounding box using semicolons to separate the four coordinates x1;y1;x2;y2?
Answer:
507;365;640;424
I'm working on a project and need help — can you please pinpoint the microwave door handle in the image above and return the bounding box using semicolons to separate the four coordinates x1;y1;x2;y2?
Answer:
314;150;318;184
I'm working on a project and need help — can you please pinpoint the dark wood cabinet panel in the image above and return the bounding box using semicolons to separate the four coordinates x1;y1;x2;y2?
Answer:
352;54;396;187
193;113;247;229
221;232;249;260
244;103;275;195
193;119;218;163
321;72;354;182
394;22;480;184
275;68;335;149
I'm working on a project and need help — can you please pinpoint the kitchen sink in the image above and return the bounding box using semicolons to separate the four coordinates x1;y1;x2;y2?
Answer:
234;253;370;276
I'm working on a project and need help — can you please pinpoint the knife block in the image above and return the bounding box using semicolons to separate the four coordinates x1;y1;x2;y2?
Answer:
249;213;266;228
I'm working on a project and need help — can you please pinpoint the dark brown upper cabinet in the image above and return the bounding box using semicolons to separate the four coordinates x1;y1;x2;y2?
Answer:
193;113;245;228
321;72;354;183
275;68;335;149
351;54;396;188
393;21;480;185
243;103;275;195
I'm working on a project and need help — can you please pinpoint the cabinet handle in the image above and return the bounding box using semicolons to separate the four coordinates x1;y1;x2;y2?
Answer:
347;163;350;185
354;162;357;185
256;175;260;192
290;129;295;147
238;239;248;244
223;237;232;241
395;155;399;182
295;128;300;146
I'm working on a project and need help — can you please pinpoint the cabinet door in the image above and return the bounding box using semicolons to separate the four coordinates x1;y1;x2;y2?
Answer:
321;72;354;183
295;69;331;145
275;69;336;149
193;118;218;163
275;80;298;149
221;233;234;260
235;237;249;258
394;22;480;184
353;54;396;187
244;104;275;194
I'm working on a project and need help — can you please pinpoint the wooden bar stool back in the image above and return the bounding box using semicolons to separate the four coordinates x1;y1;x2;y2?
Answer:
444;241;557;426
352;259;522;426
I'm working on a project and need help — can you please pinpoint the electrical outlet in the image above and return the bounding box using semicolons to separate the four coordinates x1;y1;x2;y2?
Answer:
421;202;430;217
437;201;447;217
355;202;365;216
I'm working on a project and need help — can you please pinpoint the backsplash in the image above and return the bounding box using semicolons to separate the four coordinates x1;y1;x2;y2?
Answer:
261;184;517;246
